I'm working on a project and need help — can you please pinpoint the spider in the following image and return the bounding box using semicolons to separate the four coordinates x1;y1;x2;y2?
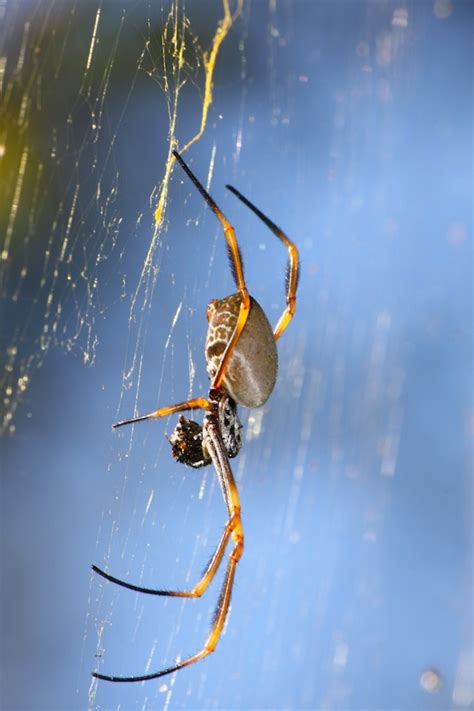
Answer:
92;150;299;683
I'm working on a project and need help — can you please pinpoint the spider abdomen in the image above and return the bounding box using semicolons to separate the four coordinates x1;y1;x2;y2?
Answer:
206;294;278;408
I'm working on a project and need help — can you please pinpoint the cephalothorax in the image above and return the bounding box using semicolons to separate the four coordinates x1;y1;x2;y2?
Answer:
92;150;299;683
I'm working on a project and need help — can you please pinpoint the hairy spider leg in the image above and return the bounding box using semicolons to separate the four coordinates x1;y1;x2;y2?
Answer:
97;396;231;596
92;511;237;598
172;150;251;389
112;397;211;429
92;391;244;683
226;184;300;340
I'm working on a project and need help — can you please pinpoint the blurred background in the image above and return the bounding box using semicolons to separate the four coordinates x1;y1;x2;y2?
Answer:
1;1;472;709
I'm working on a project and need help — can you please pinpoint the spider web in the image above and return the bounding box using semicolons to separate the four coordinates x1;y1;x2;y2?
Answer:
1;2;472;711
1;1;253;707
1;0;242;436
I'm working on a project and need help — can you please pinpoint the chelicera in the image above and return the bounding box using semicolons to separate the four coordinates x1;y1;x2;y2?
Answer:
92;150;299;683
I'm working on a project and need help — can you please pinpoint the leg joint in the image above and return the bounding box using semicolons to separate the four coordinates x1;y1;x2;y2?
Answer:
230;535;244;562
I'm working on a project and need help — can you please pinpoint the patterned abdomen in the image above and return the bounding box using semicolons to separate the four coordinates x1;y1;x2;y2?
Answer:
205;294;278;408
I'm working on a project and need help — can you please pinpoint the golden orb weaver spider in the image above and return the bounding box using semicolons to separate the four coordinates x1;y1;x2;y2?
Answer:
92;150;299;683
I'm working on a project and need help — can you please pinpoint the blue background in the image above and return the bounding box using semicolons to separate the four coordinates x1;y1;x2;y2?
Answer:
1;1;472;710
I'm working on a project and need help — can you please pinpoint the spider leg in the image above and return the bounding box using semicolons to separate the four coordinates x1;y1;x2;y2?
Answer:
172;150;251;389
91;512;238;597
92;391;243;683
226;184;300;340
101;396;239;596
112;397;211;429
92;549;240;683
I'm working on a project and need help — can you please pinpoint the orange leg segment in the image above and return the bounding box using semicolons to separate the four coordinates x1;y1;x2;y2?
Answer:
172;151;251;384
211;297;250;389
112;397;211;429
226;184;299;340
172;150;249;304
92;512;239;599
93;392;244;683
